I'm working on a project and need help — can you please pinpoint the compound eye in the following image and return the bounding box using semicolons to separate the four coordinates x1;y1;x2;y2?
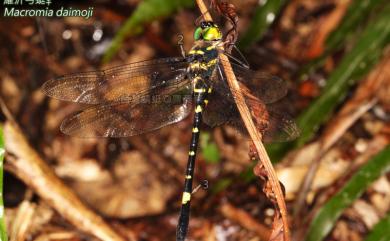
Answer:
200;21;207;29
194;27;203;40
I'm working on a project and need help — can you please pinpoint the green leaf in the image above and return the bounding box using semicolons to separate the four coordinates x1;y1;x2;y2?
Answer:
304;146;390;241
0;125;7;241
364;212;390;241
200;132;220;164
102;0;193;63
238;0;286;49
267;4;390;160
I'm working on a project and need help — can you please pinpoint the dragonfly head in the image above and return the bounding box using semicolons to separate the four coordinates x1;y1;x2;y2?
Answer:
194;21;222;41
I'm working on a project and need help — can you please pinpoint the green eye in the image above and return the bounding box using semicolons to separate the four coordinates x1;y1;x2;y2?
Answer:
203;27;222;41
194;27;203;40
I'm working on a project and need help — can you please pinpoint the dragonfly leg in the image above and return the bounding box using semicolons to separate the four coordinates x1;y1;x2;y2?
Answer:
222;50;250;69
176;87;209;241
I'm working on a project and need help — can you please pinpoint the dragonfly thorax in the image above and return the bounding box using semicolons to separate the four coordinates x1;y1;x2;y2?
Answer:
187;42;219;89
188;22;223;94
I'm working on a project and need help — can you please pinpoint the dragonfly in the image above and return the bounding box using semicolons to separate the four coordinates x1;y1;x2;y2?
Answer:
42;21;299;241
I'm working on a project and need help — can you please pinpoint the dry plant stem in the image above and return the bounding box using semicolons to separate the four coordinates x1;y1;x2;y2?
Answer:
3;120;128;241
304;0;351;58
351;129;390;168
33;232;78;241
195;0;290;240
220;202;271;240
10;201;35;241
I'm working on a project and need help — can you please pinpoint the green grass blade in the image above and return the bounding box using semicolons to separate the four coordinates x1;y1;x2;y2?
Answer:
0;125;7;241
364;212;390;241
325;0;386;52
238;0;286;49
295;6;390;147
304;146;390;241
267;4;390;160
299;0;387;76
102;0;193;63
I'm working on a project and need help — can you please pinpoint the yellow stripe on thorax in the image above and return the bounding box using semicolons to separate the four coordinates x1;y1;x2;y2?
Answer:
189;62;208;70
189;49;205;55
206;59;217;67
194;88;206;93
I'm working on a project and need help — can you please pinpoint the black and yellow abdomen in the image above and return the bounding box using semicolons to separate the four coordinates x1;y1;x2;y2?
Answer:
176;41;219;241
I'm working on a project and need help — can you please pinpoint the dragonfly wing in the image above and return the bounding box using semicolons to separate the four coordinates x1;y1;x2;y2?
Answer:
204;96;300;142
204;64;299;142
42;57;188;104
258;105;300;142
216;59;288;104
203;87;235;127
60;81;193;137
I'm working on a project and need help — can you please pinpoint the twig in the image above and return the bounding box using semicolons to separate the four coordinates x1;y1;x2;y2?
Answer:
1;99;129;241
9;201;35;241
220;202;271;240
195;0;290;240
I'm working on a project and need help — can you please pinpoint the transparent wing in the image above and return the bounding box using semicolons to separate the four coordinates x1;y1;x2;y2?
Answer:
203;62;299;142
204;90;299;142
230;97;300;142
215;59;288;104
42;57;188;104
60;81;193;138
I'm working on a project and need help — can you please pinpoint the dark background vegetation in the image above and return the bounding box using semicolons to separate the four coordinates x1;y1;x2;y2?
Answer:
0;0;389;241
